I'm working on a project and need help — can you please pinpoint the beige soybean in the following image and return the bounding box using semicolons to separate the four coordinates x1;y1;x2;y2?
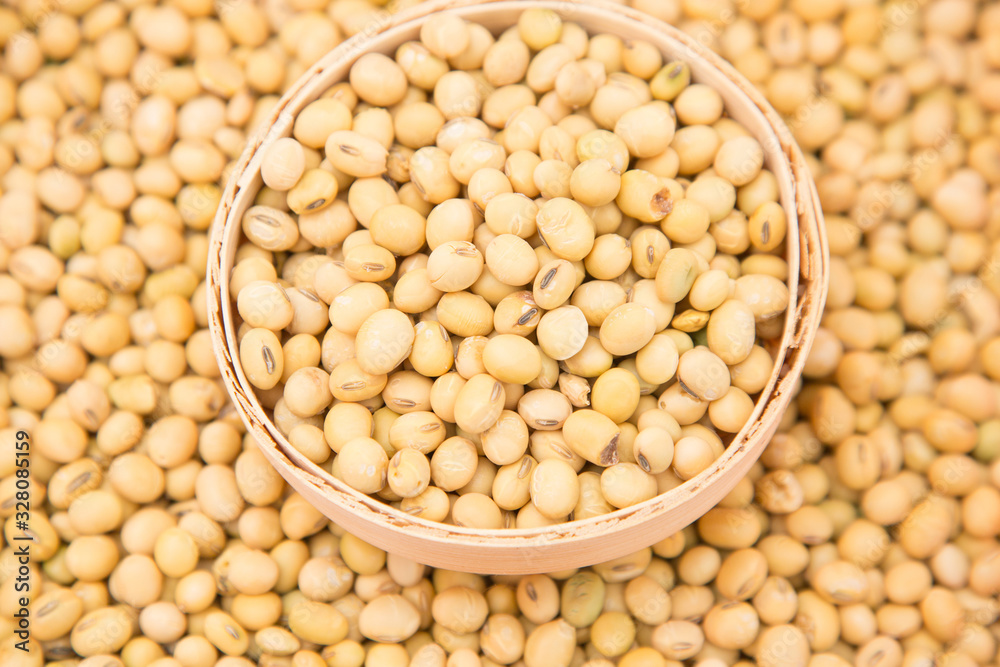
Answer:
484;41;531;87
627;279;673;331
294;98;352;149
482;335;541;385
421;14;471;59
570;159;622;207
394;270;444;315
655;248;703;303
572;280;627;326
518;389;573;431
284;367;333;418
32;587;84;641
71;606;137;657
706;299;756;365
555;60;597;108
324;402;374;453
535;198;596;262
484;193;538;238
556;571;604;629
452;493;503;529
237;281;294;331
387;449;431;498
536;306;589;361
239;328;283;390
430;437;479;491
671;125;721;175
515;574;560;625
630;227;670;279
393;108;443;155
428;241;485;293
326;130;389;178
676;347;731;401
714;136;764;186
633;427;675;474
599;303;656;356
454;373;506;434
661;198;711;245
672;436;718;480
358;594;421;643
615;102;676;159
708;387;755;433
337;437;388;494
529;459;580;519
591;368;641;424
261;138;305;192
455;335;489;379
734;273;789;322
349;52;408;106
480;408;531;464
591;611;637;657
485;234;538;286
409;321;453;377
584;234;632;280
617;170;675;223
241;206;299;252
601;463;657;508
369;204;427;257
450;138;504;182
344;244;395;283
559;373;592;408
480;613;526;664
468;168;514;212
635;335;679;386
330;283;390;335
518;8;563;50
355;309;415;375
748;201;788;252
388;411;445;454
397;486;449;523
687;270;730;312
492;456;535;510
429;372;467;423
562;409;621;466
575;470;616;520
411;145;463;203
503;105;554;153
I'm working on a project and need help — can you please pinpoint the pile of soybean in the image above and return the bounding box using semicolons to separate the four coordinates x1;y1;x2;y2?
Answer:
0;0;999;666
232;9;791;528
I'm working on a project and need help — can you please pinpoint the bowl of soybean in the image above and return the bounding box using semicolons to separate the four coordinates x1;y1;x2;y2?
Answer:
208;0;829;574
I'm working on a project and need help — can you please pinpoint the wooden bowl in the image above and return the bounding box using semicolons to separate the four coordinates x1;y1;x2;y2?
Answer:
207;0;829;574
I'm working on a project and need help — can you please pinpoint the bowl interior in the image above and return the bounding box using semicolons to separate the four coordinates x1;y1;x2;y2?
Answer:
208;0;824;573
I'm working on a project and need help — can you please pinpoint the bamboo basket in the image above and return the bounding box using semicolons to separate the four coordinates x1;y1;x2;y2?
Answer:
207;0;829;574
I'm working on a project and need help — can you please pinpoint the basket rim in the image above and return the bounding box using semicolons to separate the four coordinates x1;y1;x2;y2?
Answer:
206;0;830;570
